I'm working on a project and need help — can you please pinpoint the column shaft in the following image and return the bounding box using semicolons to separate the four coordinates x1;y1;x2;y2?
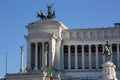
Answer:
34;42;38;70
75;45;78;69
27;42;31;70
20;46;24;72
44;44;48;67
102;44;105;63
62;45;64;69
117;44;120;69
96;45;99;69
82;45;85;69
89;45;92;69
68;45;71;69
110;44;113;62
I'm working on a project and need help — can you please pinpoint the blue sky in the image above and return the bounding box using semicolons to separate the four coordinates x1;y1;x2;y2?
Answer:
0;0;120;77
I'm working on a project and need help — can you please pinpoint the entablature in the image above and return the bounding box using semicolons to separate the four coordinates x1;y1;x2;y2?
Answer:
62;27;120;39
62;38;120;45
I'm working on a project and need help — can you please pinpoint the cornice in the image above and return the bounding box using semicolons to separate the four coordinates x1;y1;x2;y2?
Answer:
65;27;120;32
26;19;68;30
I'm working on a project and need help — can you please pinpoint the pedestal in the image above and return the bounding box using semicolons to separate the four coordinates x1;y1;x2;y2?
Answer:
101;61;118;80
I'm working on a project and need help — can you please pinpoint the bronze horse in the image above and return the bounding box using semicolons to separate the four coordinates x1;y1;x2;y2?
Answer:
37;11;46;20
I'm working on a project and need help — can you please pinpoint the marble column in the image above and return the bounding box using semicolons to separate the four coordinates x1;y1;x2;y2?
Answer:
56;38;61;70
68;45;71;69
102;44;105;63
82;45;85;69
88;45;92;69
96;44;99;69
62;44;64;69
117;44;120;69
20;46;24;73
75;45;78;69
27;42;31;70
44;44;48;67
34;42;38;70
110;44;113;62
49;42;52;67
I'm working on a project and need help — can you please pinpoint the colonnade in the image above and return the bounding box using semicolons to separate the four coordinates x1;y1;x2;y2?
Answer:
63;43;120;70
27;42;51;70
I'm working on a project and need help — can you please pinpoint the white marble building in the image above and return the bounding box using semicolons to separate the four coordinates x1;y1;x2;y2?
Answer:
4;19;120;80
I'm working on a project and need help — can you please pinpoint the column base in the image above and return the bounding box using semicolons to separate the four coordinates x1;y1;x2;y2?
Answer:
20;68;25;73
34;67;38;70
26;67;31;71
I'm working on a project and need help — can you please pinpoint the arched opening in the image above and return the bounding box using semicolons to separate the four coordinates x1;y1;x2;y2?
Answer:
98;44;103;69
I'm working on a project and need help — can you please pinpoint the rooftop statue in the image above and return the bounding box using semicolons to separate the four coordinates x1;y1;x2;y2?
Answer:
47;4;55;19
37;4;56;20
37;10;46;20
103;41;112;61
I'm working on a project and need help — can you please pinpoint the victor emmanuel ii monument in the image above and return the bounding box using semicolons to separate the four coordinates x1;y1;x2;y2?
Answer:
1;4;120;80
